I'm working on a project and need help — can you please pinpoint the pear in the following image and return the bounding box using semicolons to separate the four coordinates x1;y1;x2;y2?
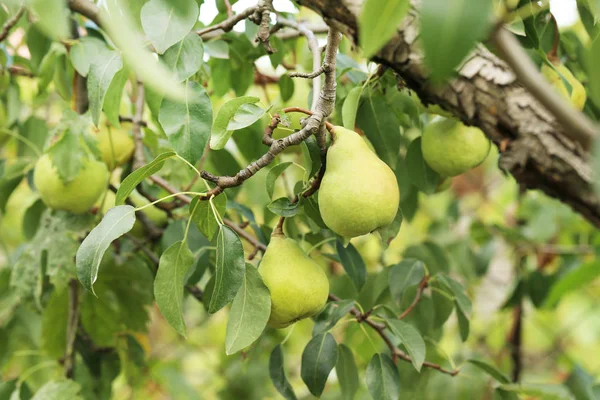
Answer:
541;63;586;111
318;126;400;238
95;123;135;169
421;120;491;177
34;154;109;214
259;234;329;328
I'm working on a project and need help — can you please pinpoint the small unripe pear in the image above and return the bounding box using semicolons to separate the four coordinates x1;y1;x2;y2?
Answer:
95;123;135;169
421;120;491;177
541;63;586;111
34;154;109;214
259;234;329;328
318;126;400;238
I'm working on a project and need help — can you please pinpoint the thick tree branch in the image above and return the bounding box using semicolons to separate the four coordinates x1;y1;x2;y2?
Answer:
297;0;600;228
0;5;25;43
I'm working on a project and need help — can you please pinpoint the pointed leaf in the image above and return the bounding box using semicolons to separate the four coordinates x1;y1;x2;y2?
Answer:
76;205;136;294
266;162;293;199
376;206;403;248
336;240;367;291
189;194;227;241
336;344;360;400
30;380;82;400
159;81;212;165
225;264;271;354
544;261;600;307
389;259;425;303
386;319;426;371
342;86;363;130
154;240;194;337
366;353;401;400
269;345;298;400
210;96;261;150
406;137;439;194
359;0;410;58
88;52;123;126
301;333;338;397
116;151;177;205
313;300;355;336
161;32;204;82
141;0;200;54
208;225;246;313
468;359;511;384
267;197;302;217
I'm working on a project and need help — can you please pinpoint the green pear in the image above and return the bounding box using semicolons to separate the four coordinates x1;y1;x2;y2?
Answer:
318;126;400;238
421;120;491;177
259;234;329;328
94;122;135;169
541;63;586;111
34;154;109;214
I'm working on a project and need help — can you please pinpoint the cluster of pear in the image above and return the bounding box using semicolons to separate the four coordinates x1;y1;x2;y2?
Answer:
34;122;134;214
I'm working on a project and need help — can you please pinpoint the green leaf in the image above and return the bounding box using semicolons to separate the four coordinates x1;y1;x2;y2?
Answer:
437;274;472;316
225;264;271;354
467;359;511;384
269;345;298;400
208;225;246;313
31;380;82;400
544;261;600;307
29;0;69;41
267;197;301;217
301;333;338;397
356;93;401;167
386;319;426;371
154;240;194;337
22;198;46;240
586;35;600;108
266;162;293;199
161;32;204;82
376;205;403;248
103;66;129;127
228;103;267;131
313;300;355;336
456;301;470;341
497;383;574;400
88;51;124;126
565;365;596;400
336;241;366;291
421;0;494;82
40;288;68;359
301;135;321;179
342;86;363;130
406;137;439;194
279;74;294;102
389;258;425;303
70;37;109;77
336;344;360;400
159;81;213;165
189;194;227;241
140;0;200;54
76;205;136;294
359;0;410;58
210;96;261;150
366;353;401;400
116;151;176;205
404;241;450;275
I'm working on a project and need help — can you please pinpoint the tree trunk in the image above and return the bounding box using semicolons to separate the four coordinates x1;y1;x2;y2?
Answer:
298;0;600;227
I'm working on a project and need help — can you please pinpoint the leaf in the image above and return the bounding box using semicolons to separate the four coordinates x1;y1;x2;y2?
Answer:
405;137;440;194
386;319;426;371
154;240;194;337
586;36;600;107
225;264;271;354
267;197;301;217
456;301;470;341
467;359;511;384
544;261;600;307
76;205;136;294
421;0;494;82
366;353;401;400
497;383;574;400
140;0;200;54
437;274;472;316
41;288;68;358
30;380;82;400
116;151;176;205
269;345;298;400
29;0;69;41
88;51;124;126
336;344;360;400
228;103;267;131
404;241;450;275
210;96;261;150
342;86;363;130
70;37;109;77
159;81;213;165
189;194;227;241
103;66;129;127
376;205;403;248
565;365;596;400
161;32;204;82
359;0;410;58
102;0;188;102
208;225;246;313
266;162;293;199
389;259;425;303
279;74;294;102
336;241;367;291
301;333;338;397
356;93;401;167
312;300;355;336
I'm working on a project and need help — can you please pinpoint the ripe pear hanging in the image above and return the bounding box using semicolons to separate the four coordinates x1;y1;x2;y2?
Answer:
318;126;400;238
259;233;329;328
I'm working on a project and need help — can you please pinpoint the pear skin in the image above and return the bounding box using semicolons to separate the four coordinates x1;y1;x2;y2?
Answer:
95;123;135;169
318;126;400;238
259;234;329;328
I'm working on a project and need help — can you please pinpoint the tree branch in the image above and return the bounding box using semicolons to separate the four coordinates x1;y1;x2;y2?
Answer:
398;276;428;320
0;5;25;43
196;7;258;37
63;279;80;378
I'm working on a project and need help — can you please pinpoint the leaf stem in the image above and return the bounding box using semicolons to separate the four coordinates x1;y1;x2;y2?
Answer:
134;191;205;212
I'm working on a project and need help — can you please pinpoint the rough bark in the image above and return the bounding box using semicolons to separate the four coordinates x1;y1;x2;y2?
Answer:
297;0;600;227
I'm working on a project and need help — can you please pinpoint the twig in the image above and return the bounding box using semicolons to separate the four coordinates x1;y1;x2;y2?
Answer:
254;0;275;53
131;82;146;170
398;276;429;320
119;115;148;127
6;65;34;77
0;5;25;43
509;303;523;382
70;19;88;114
196;7;257;37
223;0;233;17
63;280;80;378
491;26;598;150
281;106;335;131
328;294;459;376
276;23;329;40
289;63;330;79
